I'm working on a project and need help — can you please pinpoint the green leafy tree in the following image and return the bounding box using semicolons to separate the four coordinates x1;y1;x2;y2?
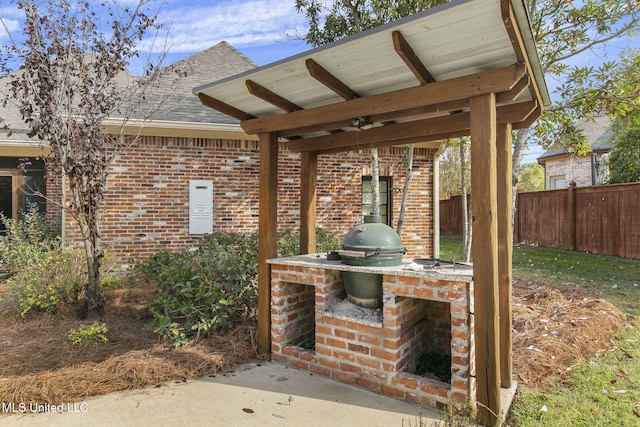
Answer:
295;0;450;46
518;162;544;192
0;0;176;315
608;113;640;184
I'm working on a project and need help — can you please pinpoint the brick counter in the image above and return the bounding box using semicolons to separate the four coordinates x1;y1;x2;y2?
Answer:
268;254;475;409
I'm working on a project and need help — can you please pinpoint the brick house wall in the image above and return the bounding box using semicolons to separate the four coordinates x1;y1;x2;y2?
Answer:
543;155;600;189
54;136;436;269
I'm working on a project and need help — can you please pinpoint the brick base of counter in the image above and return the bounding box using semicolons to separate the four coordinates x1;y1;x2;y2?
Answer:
270;262;475;409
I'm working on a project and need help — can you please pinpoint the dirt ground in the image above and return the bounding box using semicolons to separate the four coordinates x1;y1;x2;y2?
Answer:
0;278;628;405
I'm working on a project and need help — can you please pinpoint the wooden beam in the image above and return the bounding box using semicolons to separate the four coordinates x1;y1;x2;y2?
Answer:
501;0;545;114
246;79;302;113
279;119;355;138
287;103;534;153
241;64;526;135
288;112;470;153
497;122;513;389
317;136;445;155
257;132;279;354
470;93;500;426
392;30;435;84
197;93;255;121
300;151;317;254
496;75;530;103
368;98;468;124
495;100;537;124
306;59;360;100
513;103;543;129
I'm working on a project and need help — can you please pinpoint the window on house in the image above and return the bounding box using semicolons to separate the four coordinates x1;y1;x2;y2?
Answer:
550;175;565;190
362;176;392;225
0;159;46;231
0;172;46;230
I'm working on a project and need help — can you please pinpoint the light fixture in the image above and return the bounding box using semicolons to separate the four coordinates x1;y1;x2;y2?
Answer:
350;117;374;130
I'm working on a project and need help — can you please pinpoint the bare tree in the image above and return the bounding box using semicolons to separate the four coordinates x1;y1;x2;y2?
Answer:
1;0;179;315
396;144;413;236
459;137;471;263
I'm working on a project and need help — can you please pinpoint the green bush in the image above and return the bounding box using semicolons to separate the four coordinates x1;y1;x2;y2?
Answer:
1;249;85;317
0;204;59;274
277;227;343;257
68;322;109;344
141;229;342;347
141;232;259;347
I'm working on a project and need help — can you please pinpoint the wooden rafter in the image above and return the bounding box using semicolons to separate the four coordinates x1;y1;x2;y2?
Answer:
392;30;435;84
306;59;360;100
197;93;255;121
242;64;526;135
246;80;302;113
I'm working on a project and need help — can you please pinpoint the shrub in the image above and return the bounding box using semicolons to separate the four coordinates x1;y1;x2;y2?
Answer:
68;322;109;344
277;227;343;257
142;232;259;347
1;249;85;317
0;203;59;274
141;229;342;347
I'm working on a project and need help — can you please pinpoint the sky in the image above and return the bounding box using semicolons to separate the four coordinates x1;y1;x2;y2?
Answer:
0;0;313;70
1;0;639;164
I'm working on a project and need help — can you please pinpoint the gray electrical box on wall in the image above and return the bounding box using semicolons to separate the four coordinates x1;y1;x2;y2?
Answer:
189;180;213;234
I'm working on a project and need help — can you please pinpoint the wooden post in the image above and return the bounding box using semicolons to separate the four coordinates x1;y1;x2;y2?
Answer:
257;132;278;354
300;151;318;254
470;93;501;426
567;181;577;251
496;123;513;389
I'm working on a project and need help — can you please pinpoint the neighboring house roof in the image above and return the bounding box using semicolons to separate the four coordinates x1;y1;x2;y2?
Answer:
537;115;613;164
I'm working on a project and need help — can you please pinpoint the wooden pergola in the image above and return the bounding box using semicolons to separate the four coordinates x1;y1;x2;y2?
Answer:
194;0;549;424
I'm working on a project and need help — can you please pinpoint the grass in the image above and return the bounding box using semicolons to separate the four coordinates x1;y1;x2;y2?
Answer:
440;236;640;316
439;236;640;426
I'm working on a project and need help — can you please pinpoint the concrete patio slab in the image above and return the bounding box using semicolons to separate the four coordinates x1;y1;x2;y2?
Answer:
0;362;444;427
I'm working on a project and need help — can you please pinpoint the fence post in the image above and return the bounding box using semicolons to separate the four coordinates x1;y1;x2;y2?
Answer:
567;181;577;251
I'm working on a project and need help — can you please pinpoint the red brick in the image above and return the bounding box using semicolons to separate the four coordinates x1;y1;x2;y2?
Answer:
310;364;331;377
355;377;379;391
356;355;381;369
357;334;382;347
380;385;405;398
392;374;419;390
339;362;363;375
335;329;356;340
347;343;369;354
333;371;355;384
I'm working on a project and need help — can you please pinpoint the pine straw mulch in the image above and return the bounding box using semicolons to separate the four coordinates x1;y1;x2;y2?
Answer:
0;284;262;405
0;278;629;405
511;277;628;390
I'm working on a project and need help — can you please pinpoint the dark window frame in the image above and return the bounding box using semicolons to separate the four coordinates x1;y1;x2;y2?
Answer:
361;175;393;226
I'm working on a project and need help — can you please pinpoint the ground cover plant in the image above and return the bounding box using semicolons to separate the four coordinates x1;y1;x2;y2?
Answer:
441;236;640;426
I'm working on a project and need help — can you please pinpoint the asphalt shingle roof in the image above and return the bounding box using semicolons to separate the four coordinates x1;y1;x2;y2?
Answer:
1;41;258;144
537;115;613;162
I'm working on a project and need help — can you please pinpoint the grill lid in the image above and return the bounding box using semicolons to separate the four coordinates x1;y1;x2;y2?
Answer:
339;215;406;266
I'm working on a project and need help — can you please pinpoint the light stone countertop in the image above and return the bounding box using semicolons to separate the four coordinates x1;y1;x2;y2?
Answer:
268;253;473;282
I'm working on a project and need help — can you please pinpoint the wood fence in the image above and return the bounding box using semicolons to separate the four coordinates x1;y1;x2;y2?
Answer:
440;182;640;259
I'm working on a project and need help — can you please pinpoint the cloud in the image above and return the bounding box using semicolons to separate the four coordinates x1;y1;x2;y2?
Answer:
141;0;307;54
